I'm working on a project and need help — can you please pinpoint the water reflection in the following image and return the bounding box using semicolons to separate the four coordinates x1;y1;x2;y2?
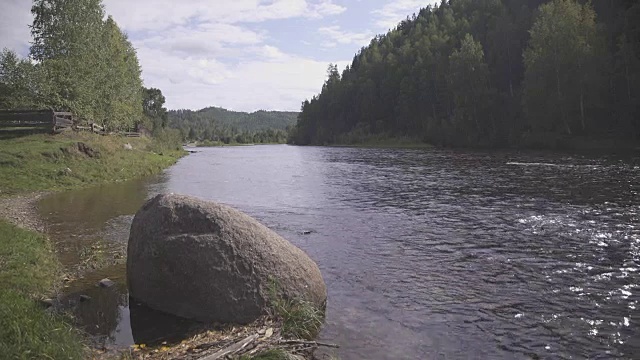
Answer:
129;300;203;346
39;180;150;266
60;264;130;346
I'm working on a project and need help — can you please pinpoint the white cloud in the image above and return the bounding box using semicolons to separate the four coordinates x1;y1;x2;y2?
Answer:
103;0;344;31
141;46;349;111
0;0;32;55
318;25;372;48
115;0;351;111
373;0;439;30
0;0;349;111
309;0;347;18
257;45;288;60
105;0;350;110
139;23;265;57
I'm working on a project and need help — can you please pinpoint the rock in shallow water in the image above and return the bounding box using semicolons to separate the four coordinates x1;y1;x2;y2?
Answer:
127;194;327;324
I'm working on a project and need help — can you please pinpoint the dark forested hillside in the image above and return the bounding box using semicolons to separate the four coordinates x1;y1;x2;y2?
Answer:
290;0;640;149
169;107;298;144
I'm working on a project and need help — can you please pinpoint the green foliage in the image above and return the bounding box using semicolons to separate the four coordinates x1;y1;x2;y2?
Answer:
267;279;323;341
523;0;603;136
292;0;640;148
173;107;297;132
0;49;42;109
449;34;492;144
30;0;106;119
0;220;85;359
95;16;144;130
143;87;169;131
148;128;184;153
169;107;296;144
1;0;147;131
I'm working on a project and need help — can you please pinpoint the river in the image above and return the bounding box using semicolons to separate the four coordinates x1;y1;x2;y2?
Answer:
38;145;640;359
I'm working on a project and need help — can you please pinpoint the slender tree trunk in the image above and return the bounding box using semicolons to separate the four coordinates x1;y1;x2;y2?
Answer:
626;62;632;102
506;32;514;98
473;101;479;132
432;67;440;119
555;65;571;135
556;66;561;98
580;90;585;133
563;111;572;135
610;72;616;110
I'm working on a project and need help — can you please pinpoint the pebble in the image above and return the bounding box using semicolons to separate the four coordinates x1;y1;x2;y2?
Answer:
98;278;115;288
40;298;54;308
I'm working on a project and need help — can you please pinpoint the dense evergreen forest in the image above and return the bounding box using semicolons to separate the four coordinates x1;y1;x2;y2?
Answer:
0;0;173;138
290;0;640;149
169;108;298;144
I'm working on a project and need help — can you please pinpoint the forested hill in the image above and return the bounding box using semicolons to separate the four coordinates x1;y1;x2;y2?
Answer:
168;107;298;144
290;0;640;149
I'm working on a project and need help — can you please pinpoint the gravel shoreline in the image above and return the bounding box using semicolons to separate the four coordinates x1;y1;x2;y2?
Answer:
0;192;50;232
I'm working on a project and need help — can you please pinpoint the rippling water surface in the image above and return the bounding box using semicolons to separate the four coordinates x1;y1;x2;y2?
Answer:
40;146;640;359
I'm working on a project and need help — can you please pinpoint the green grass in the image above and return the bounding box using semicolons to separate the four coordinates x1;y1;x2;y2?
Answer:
268;280;324;341
0;131;186;358
0;219;85;359
0;132;185;196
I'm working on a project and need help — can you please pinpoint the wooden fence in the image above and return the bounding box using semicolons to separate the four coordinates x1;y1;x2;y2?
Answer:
0;109;141;137
0;109;74;134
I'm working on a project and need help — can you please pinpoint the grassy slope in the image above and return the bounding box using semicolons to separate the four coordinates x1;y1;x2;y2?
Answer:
0;132;186;359
0;132;184;196
0;220;85;359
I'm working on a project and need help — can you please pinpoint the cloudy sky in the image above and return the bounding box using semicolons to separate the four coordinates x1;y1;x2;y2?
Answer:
0;0;436;111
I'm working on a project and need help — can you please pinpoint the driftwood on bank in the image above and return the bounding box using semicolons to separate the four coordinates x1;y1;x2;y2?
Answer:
277;340;340;349
199;334;259;360
195;333;340;360
119;318;339;360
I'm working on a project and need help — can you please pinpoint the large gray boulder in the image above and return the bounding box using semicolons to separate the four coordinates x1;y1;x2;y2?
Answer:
127;194;326;324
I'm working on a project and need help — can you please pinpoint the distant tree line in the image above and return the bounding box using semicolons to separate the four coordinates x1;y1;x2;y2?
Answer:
290;0;640;148
0;0;170;134
169;108;297;144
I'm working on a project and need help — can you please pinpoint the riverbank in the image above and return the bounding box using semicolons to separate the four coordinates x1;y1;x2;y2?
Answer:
323;137;640;153
0;218;86;359
517;134;640;154
192;140;286;147
0;192;49;232
297;134;435;149
0;132;186;359
0;134;334;360
0;132;185;197
330;141;434;149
